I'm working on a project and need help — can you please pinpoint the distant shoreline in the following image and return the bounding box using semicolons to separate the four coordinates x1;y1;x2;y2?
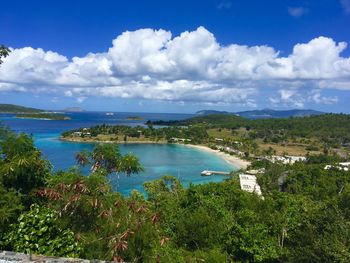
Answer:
183;144;250;170
59;137;167;144
15;117;53;121
60;137;250;170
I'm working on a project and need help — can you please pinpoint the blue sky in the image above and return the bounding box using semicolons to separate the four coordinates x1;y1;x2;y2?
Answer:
1;0;350;113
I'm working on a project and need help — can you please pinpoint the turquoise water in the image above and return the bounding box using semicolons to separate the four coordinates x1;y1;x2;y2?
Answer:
1;112;236;195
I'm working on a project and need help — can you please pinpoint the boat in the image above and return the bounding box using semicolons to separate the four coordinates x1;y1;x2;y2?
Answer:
105;112;114;116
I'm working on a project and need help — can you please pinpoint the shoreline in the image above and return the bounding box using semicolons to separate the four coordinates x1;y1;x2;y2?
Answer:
60;137;250;170
59;137;167;144
15;117;71;121
183;144;251;170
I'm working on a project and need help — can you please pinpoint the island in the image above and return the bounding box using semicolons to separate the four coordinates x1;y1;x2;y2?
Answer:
0;103;43;113
0;104;71;120
127;116;144;120
16;113;71;120
62;113;350;159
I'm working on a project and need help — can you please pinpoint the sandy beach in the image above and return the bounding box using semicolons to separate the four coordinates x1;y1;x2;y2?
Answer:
184;144;251;170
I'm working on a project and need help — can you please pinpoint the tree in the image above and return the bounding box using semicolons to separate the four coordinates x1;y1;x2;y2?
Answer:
0;45;10;64
37;170;162;261
0;133;50;196
119;153;144;177
0;184;23;235
75;144;144;177
75;144;121;173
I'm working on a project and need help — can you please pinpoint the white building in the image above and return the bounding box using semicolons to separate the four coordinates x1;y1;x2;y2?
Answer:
270;155;306;164
324;162;350;171
239;173;262;196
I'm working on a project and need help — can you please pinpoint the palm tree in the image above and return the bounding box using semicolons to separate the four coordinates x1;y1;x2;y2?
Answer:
0;44;10;65
75;150;90;167
92;144;121;173
118;153;144;177
75;144;121;173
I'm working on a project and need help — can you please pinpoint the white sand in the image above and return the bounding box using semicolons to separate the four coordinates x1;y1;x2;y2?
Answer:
184;144;251;170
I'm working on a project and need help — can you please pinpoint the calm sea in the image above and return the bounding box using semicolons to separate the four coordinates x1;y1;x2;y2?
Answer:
0;111;236;195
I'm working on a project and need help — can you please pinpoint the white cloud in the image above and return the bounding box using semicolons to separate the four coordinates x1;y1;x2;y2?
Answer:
0;27;350;106
269;88;339;108
308;90;338;105
270;89;305;108
76;96;87;103
288;7;308;17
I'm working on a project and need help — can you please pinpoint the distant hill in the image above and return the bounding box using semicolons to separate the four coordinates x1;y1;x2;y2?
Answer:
236;109;324;119
0;104;44;113
196;109;324;119
196;110;231;116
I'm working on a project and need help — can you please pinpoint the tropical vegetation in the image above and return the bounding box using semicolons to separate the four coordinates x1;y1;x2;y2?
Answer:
1;122;350;262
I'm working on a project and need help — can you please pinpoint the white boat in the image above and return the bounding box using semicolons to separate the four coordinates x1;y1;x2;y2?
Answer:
105;112;114;116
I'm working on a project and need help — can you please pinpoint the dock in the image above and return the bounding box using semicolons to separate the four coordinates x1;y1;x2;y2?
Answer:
201;170;231;176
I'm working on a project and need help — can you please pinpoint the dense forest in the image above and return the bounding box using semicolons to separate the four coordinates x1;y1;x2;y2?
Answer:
151;113;350;144
63;113;350;158
1;124;350;262
62;124;209;144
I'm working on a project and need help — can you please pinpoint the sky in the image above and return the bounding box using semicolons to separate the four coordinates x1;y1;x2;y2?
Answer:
0;0;350;113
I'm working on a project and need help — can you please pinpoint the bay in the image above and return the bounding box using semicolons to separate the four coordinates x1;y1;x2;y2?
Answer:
0;111;236;195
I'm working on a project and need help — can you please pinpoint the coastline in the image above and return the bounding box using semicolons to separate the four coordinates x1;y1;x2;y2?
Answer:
15;117;71;121
183;144;251;170
60;137;250;170
59;137;167;144
15;117;53;121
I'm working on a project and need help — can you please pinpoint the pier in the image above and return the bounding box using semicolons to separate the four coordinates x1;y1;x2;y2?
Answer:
201;170;231;176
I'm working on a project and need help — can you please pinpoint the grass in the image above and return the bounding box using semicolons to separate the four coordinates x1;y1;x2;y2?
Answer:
207;128;233;139
258;142;322;156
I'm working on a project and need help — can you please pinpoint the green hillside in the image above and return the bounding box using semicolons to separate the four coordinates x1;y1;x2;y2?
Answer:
0;103;44;113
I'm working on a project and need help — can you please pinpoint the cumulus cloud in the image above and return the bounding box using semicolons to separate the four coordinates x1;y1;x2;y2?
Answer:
308;90;338;105
0;26;350;107
270;89;305;108
269;89;339;108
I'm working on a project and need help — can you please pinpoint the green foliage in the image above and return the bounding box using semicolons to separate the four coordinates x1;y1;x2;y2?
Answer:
0;184;23;234
152;245;229;263
63;124;209;144
0;103;41;113
90;143;121;173
153;113;350;147
227;223;279;262
0;45;10;64
0;133;50;195
75;144;143;177
40;170;162;262
2;123;350;262
119;153;144;177
2;204;81;258
16;113;70;120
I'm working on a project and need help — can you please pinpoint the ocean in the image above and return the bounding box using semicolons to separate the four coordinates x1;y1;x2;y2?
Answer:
0;111;236;195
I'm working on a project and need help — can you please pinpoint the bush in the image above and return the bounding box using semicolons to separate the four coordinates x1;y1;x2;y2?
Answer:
2;204;81;258
305;145;320;151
